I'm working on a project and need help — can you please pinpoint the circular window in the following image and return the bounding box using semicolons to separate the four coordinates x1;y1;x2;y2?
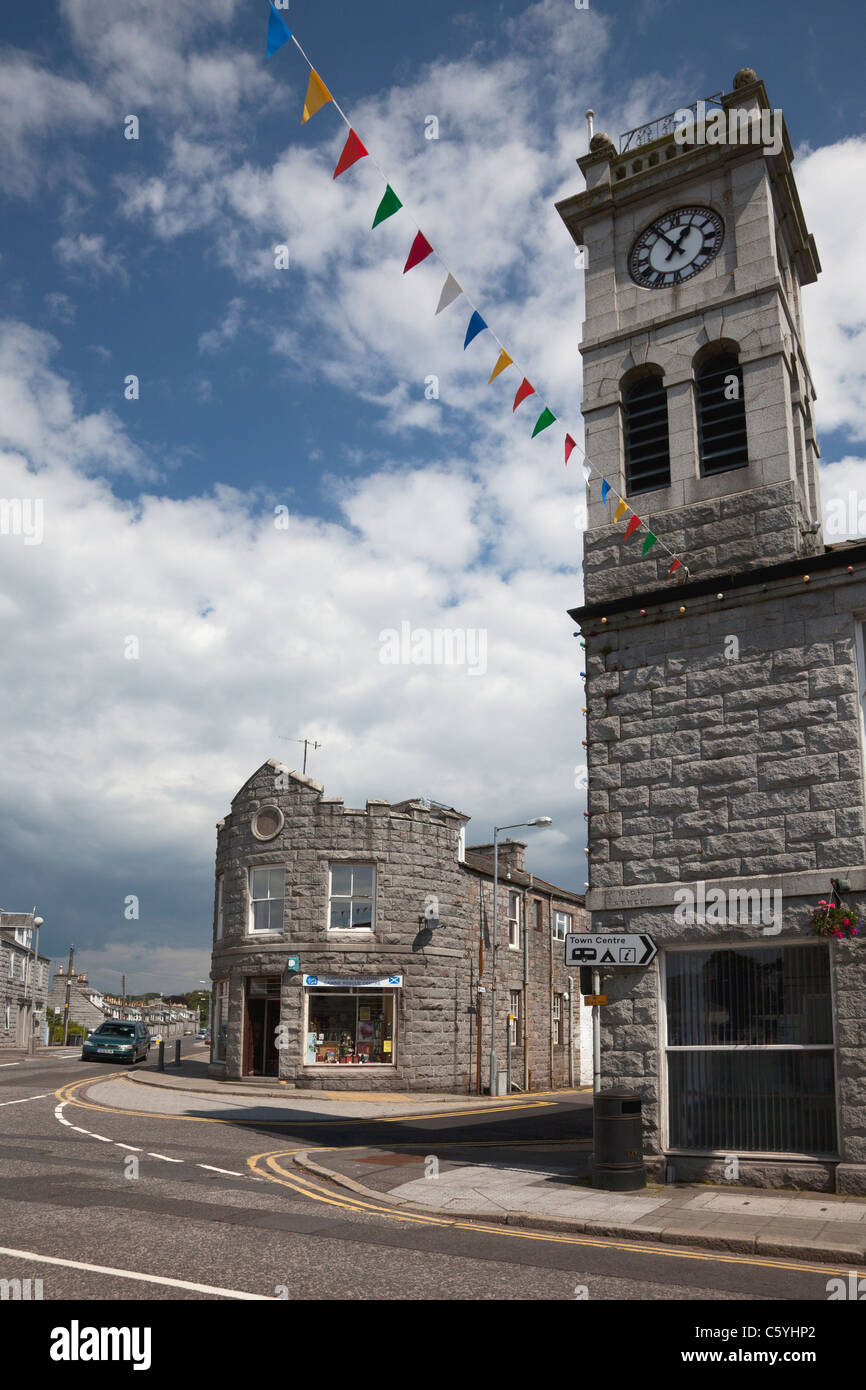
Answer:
252;806;283;840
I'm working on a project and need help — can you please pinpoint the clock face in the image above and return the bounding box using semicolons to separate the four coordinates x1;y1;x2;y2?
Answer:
629;206;724;289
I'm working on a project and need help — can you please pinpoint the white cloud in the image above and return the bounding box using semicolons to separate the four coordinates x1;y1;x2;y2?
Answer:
797;137;866;440
54;232;128;283
198;297;245;354
43;292;76;323
0;54;109;197
0;316;585;990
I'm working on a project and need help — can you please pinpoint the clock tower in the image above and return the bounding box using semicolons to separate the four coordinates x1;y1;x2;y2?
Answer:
556;68;822;602
560;73;866;1194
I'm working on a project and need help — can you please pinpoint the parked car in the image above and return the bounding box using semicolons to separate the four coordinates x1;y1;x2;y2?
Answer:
81;1021;151;1064
195;1029;210;1043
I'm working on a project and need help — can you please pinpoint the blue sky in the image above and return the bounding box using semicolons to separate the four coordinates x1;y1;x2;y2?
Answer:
1;0;864;993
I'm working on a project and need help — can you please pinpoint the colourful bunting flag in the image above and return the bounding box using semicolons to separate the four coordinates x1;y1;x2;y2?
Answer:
464;311;487;349
581;461;592;482
436;274;462;314
668;558;682;576
372;185;402;228
302;70;332;124
531;407;556;438
488;349;512;383
624;515;642;539
333;130;368;178
266;2;292;57
564;434;577;467
613;498;628;525
601;480;611;503
513;378;535;412
404;231;434;273
642;532;658;556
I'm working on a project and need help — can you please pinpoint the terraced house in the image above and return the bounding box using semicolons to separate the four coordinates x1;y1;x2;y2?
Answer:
208;761;588;1092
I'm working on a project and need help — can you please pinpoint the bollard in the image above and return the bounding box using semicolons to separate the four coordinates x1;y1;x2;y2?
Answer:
174;1039;181;1067
157;1040;165;1072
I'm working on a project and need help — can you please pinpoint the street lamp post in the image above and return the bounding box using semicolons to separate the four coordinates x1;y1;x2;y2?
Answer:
28;916;43;1056
489;817;552;1097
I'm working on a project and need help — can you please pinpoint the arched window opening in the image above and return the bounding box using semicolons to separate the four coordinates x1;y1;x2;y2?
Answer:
697;352;748;474
624;375;671;494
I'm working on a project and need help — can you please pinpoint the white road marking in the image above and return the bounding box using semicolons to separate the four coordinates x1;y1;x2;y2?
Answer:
198;1165;244;1176
54;1103;72;1126
147;1153;184;1163
0;1246;274;1299
116;1144;142;1151
0;1092;50;1106
0;1062;21;1067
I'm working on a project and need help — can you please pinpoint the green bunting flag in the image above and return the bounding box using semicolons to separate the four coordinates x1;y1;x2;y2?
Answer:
531;407;556;438
372;185;402;228
642;532;658;557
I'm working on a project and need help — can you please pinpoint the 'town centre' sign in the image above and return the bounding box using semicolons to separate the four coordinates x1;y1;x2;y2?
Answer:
564;934;658;967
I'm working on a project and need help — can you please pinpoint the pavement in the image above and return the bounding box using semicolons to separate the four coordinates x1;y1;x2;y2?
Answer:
111;1058;866;1265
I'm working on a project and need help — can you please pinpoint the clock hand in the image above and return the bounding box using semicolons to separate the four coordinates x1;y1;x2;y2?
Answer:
665;226;692;261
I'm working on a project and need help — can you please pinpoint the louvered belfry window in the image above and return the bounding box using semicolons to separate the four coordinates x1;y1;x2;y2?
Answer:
697;352;748;474
624;375;671;494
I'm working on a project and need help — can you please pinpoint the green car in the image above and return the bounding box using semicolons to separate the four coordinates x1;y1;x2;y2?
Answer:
81;1021;151;1064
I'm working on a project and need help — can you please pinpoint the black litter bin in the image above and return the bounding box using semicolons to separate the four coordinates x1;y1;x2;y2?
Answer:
592;1088;645;1190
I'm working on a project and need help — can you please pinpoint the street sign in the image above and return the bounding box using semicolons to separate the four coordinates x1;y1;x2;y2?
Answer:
565;933;658;967
586;994;606;1005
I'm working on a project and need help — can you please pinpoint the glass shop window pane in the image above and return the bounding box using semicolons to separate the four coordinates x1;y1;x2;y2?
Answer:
668;1050;836;1154
666;945;832;1047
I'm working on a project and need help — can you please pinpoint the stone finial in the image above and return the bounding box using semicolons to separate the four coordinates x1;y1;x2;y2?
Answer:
589;131;616;157
733;67;758;89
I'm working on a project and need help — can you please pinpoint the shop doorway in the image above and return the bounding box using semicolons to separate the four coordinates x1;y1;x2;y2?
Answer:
243;977;281;1076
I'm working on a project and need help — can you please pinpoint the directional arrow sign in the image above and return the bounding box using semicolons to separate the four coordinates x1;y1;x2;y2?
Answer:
564;933;658;967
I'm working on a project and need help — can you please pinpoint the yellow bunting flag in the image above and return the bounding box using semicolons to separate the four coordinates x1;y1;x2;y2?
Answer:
612;498;628;525
302;70;332;123
488;349;512;384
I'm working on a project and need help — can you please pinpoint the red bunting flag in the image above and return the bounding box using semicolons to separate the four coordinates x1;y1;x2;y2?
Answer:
333;130;368;178
624;515;642;539
403;232;434;273
668;558;682;575
564;434;577;466
513;378;535;412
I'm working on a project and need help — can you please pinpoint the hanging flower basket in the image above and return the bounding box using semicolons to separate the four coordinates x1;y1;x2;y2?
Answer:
808;901;862;939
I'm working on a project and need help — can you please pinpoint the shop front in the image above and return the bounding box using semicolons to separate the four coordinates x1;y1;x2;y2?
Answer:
302;973;400;1070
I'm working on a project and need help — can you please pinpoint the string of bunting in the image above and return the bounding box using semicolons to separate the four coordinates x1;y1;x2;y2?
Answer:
265;2;690;579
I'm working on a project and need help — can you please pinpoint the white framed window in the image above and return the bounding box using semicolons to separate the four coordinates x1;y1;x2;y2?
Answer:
14;927;29;946
248;867;285;934
7;955;14;980
553;992;563;1045
553;910;572;941
509;990;521;1046
3;1003;9;1031
328;864;375;931
507;891;520;950
213;980;228;1061
663;941;836;1155
216;875;224;941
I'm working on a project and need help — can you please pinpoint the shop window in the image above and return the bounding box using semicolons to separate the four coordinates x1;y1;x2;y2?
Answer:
509;991;521;1047
306;991;395;1065
624;374;671;494
553;992;563;1045
697;351;748;474
664;943;836;1154
507;892;520;949
553;910;572;942
213;980;229;1062
328;864;375;930
249;866;284;934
